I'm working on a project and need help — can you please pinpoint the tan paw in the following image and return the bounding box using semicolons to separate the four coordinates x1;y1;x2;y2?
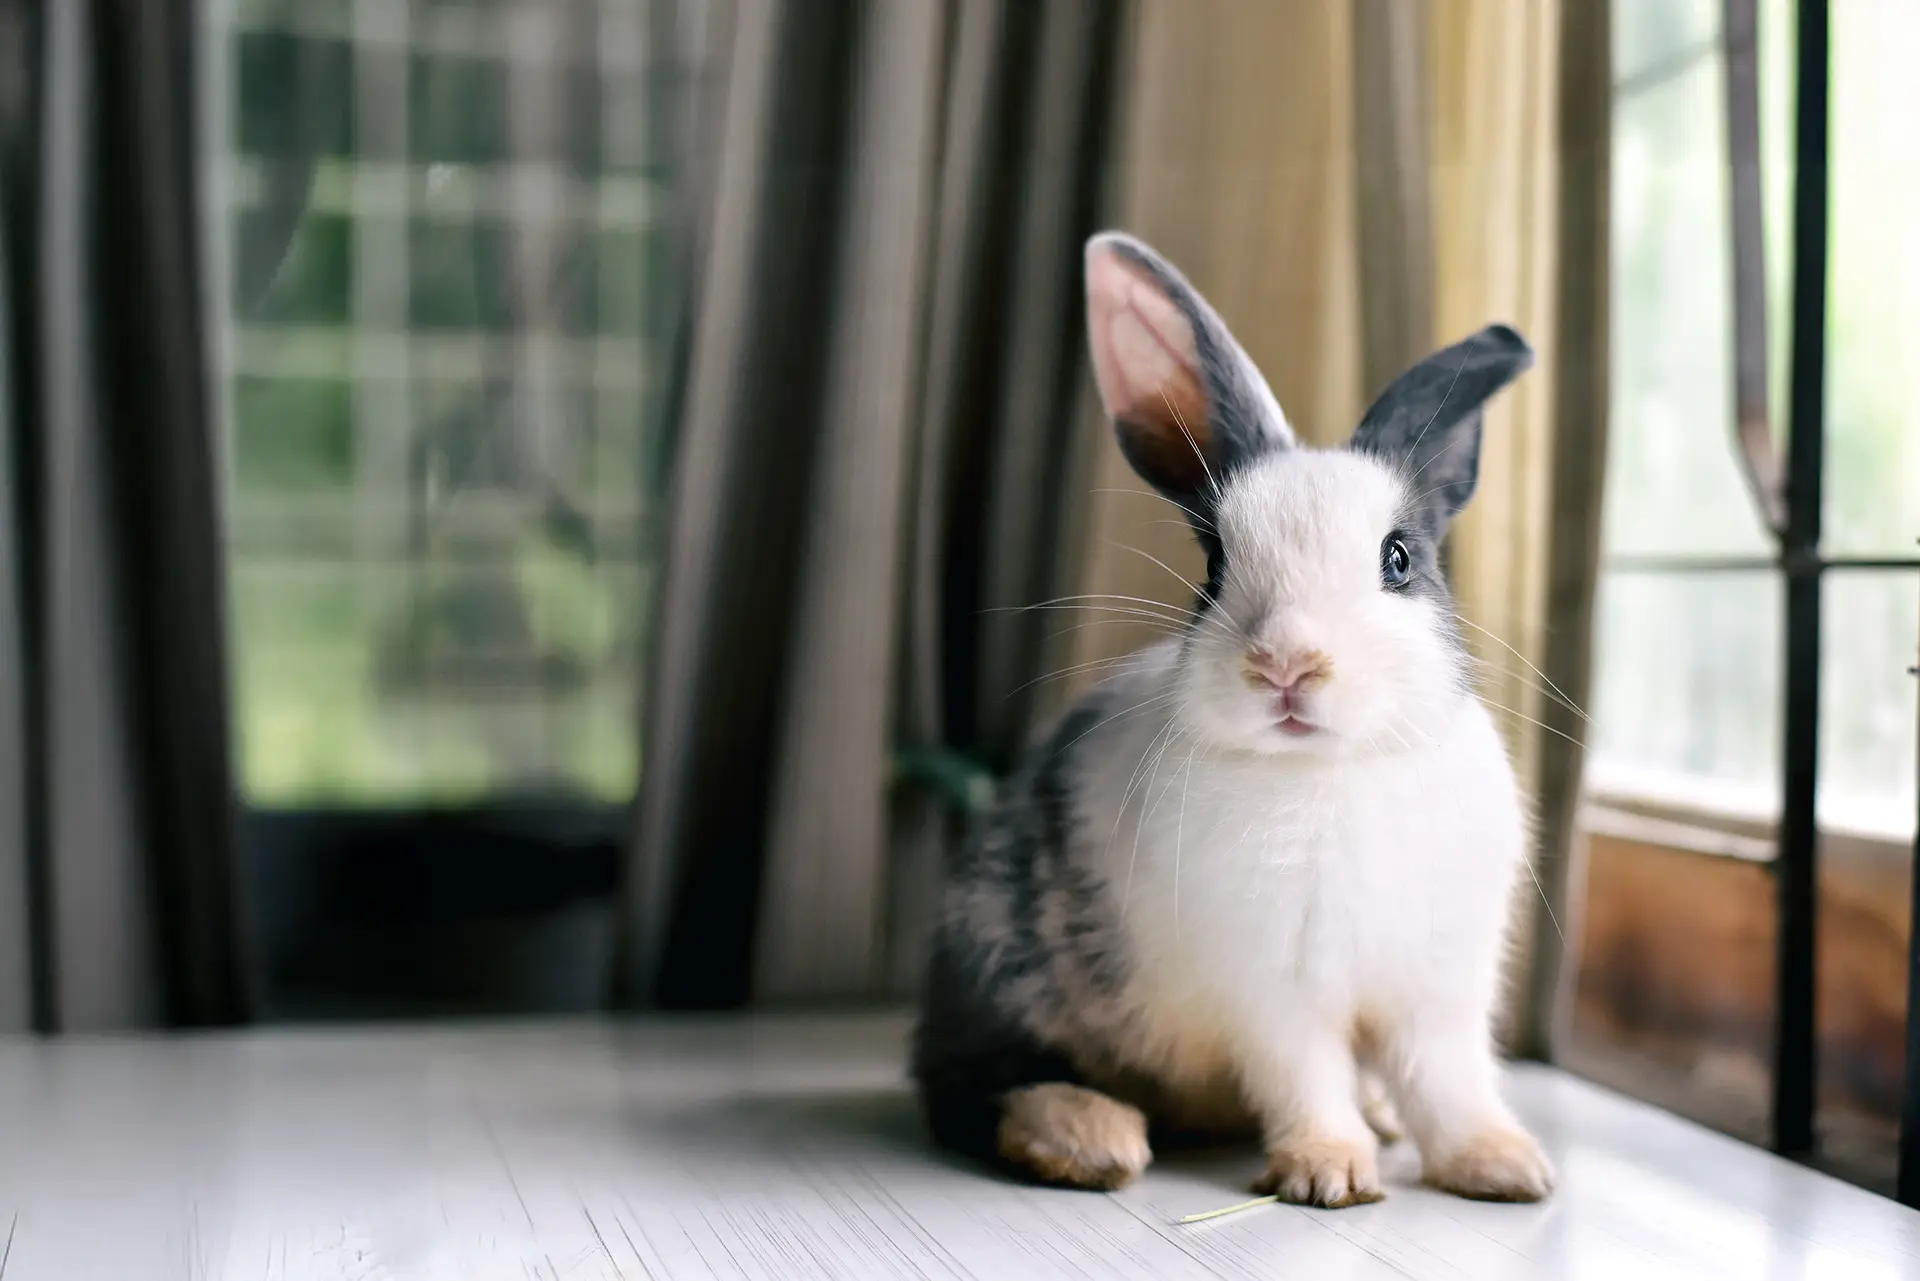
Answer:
1423;1126;1555;1202
1359;1076;1403;1145
1252;1133;1385;1208
997;1083;1152;1191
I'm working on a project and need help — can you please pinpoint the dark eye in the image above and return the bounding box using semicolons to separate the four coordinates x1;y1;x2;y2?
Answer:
1380;536;1412;589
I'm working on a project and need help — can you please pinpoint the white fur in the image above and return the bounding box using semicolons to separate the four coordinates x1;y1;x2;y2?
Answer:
1070;445;1541;1185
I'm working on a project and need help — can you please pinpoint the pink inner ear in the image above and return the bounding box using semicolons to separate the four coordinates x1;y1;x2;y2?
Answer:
1086;250;1209;438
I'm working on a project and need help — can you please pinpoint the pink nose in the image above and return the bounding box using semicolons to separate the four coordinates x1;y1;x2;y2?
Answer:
1245;648;1331;700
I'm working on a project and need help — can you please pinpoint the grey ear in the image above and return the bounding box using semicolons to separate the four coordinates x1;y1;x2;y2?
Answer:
1348;324;1534;519
1084;233;1293;522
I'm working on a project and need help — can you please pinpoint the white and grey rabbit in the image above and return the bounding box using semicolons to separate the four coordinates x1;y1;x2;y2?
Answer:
912;232;1552;1208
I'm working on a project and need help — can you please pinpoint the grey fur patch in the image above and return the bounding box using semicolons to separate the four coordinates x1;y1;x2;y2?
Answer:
912;699;1134;1166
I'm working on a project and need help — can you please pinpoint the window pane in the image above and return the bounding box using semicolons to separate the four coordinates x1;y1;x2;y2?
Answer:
211;0;708;805
1614;0;1718;88
1826;4;1920;556
1588;571;1782;811
1821;572;1917;840
1590;569;1919;838
1606;51;1775;558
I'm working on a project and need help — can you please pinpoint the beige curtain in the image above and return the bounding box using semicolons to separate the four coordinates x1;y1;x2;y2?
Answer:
621;0;1123;1007
1431;0;1562;836
1069;0;1610;1056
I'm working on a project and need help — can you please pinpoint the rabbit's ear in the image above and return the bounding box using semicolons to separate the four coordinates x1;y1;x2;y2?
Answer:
1348;324;1534;520
1084;233;1293;517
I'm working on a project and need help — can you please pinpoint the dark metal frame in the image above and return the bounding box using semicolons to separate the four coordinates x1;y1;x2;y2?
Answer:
1774;0;1829;1161
1905;566;1920;1202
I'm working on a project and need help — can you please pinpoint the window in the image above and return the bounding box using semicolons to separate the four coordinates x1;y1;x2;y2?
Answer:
205;0;711;1016
209;0;709;808
1594;0;1917;838
1577;0;1920;1194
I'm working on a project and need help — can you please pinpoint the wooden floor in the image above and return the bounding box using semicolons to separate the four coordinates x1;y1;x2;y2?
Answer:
3;1013;1919;1279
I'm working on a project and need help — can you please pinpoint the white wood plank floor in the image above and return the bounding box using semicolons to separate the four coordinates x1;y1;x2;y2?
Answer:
2;1012;1918;1279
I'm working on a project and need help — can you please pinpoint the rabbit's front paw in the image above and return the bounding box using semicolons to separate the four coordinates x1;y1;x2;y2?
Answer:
1253;1132;1384;1208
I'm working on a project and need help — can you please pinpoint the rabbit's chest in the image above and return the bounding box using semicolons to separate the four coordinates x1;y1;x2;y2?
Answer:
1116;742;1519;1001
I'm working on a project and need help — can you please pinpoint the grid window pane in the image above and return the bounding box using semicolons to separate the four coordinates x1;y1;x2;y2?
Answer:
233;31;355;158
1821;572;1918;838
212;0;708;805
1588;571;1782;810
409;54;510;166
1604;49;1773;559
234;207;356;325
406;218;517;331
1613;0;1718;87
232;376;356;490
1825;3;1920;557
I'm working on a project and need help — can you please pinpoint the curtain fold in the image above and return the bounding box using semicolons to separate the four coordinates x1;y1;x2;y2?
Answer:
1352;0;1435;395
884;0;1004;999
0;169;28;1033
1522;0;1612;1061
622;0;859;1010
751;1;948;1000
0;0;249;1031
1426;0;1568;1045
622;0;1123;1007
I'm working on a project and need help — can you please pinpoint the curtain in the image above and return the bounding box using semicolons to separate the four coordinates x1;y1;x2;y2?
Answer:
619;0;1123;1007
1067;0;1611;1056
0;0;249;1031
1427;0;1612;1056
1524;0;1611;1060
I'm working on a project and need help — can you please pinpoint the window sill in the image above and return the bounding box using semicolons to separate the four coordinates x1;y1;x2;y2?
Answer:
1583;786;1914;867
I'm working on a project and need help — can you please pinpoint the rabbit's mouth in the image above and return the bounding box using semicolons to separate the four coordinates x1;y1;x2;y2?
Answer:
1273;711;1321;738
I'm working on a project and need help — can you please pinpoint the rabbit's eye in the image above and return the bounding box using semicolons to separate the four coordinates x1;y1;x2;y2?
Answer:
1380;536;1412;589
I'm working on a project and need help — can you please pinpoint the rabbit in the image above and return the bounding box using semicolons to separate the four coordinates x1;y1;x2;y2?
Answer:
910;231;1552;1208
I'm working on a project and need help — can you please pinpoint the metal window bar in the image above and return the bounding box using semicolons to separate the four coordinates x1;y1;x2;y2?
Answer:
1905;556;1920;1202
1769;0;1825;1160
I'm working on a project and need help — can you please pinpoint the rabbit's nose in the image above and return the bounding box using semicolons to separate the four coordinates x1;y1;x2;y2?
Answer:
1245;647;1331;698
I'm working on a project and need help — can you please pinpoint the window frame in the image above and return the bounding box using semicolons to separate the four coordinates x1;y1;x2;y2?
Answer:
1589;0;1920;1199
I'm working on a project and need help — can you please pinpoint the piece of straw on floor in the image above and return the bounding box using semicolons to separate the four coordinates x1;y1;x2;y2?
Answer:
1175;1195;1279;1224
